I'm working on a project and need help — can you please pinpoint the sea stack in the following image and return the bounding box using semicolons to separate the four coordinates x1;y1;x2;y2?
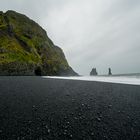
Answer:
108;68;112;75
90;68;98;76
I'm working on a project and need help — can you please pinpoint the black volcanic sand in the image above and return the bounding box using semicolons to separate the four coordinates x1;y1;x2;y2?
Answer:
0;77;140;140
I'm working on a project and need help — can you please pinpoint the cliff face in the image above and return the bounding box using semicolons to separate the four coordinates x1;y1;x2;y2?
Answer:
0;10;77;76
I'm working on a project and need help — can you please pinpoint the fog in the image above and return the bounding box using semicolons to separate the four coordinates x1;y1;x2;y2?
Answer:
0;0;140;75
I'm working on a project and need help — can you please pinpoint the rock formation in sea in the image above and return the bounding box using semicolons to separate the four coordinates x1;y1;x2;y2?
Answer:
108;68;112;75
0;10;78;76
90;68;98;76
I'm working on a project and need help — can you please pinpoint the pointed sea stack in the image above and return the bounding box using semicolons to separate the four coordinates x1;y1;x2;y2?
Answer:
90;68;98;76
108;68;112;75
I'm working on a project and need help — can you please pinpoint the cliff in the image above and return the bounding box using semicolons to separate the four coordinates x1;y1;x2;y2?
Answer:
0;10;77;76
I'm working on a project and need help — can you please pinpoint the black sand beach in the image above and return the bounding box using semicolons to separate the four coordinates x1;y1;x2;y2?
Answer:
0;76;140;140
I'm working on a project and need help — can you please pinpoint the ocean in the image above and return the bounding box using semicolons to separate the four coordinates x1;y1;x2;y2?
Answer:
43;73;140;85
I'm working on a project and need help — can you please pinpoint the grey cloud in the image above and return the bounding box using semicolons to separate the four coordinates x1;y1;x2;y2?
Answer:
0;0;140;75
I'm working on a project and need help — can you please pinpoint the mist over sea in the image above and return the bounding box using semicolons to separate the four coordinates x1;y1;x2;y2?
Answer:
113;73;140;78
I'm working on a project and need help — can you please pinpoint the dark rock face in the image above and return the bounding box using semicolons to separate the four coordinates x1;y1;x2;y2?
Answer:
90;68;98;76
108;68;112;75
0;10;78;76
34;66;42;76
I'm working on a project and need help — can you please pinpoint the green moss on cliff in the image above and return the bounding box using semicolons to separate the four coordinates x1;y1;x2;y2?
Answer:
0;10;77;76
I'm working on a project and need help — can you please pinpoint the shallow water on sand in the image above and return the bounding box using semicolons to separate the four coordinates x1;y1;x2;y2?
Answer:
43;74;140;85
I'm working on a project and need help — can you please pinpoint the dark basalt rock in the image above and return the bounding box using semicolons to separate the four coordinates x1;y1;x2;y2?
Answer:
0;10;78;76
90;68;98;76
108;68;112;75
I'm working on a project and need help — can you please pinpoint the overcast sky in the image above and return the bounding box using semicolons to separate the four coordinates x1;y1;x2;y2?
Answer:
0;0;140;75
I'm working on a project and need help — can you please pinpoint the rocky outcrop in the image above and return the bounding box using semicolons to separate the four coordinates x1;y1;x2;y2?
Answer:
0;10;78;76
90;68;98;76
108;68;112;75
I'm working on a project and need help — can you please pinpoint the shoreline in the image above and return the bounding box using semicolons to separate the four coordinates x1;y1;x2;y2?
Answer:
43;76;140;86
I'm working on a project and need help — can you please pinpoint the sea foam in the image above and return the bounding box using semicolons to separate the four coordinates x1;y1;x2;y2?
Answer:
42;75;140;85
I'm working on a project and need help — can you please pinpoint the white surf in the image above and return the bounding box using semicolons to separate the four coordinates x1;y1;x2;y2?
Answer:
42;75;140;85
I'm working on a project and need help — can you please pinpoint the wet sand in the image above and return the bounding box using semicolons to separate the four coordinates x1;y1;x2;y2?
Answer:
0;76;140;140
